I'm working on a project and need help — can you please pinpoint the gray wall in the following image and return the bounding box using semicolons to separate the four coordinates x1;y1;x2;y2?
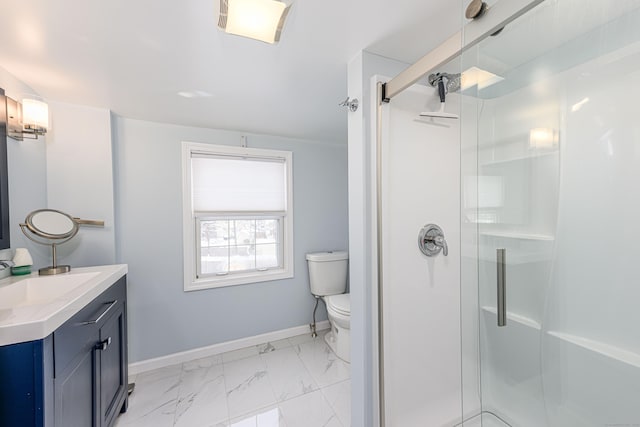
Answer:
0;67;115;275
0;66;48;275
46;102;116;268
112;117;348;363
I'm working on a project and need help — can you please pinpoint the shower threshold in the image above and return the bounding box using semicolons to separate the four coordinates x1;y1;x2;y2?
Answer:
458;411;511;427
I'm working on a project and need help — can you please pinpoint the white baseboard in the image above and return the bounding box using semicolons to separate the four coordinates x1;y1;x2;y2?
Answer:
129;320;330;376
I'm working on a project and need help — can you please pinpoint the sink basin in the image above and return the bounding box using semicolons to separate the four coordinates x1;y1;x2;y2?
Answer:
0;264;127;346
0;272;101;310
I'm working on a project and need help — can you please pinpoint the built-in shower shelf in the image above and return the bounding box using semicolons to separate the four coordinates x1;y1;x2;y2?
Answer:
477;250;552;265
480;231;555;241
481;306;541;330
481;311;640;368
547;331;640;369
480;150;558;167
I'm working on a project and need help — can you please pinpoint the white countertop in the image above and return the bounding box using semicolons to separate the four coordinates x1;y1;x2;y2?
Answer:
0;264;128;346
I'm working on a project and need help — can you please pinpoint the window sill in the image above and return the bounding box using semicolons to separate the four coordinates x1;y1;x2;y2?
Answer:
184;268;293;291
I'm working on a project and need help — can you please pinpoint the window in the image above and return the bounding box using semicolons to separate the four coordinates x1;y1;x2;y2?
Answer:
182;142;293;290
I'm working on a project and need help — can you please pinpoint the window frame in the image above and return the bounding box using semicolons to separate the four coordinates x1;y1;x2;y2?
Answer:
182;141;294;291
195;213;284;277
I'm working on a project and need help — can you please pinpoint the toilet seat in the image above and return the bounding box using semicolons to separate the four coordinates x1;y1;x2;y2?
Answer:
325;293;350;316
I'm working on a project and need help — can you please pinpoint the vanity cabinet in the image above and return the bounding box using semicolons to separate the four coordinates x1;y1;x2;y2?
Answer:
0;275;128;427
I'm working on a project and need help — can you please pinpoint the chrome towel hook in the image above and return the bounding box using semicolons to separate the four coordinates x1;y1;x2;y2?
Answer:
339;97;359;112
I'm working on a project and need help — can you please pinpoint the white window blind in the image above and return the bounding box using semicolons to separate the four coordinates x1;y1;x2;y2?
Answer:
192;155;286;212
183;142;293;291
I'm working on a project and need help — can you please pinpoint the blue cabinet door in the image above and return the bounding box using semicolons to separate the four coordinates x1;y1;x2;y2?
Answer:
54;345;97;427
0;336;53;427
98;301;128;427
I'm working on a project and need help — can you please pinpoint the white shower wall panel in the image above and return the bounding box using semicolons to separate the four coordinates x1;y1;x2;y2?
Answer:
381;84;462;426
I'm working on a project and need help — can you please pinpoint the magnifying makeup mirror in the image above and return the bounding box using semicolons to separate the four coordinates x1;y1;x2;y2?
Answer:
20;209;104;275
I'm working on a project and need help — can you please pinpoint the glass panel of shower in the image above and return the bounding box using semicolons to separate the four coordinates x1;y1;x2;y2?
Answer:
460;0;640;426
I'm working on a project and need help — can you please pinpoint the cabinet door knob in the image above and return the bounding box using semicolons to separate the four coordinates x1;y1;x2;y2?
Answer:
96;337;112;351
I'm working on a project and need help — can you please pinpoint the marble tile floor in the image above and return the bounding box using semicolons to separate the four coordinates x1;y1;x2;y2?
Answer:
115;330;350;427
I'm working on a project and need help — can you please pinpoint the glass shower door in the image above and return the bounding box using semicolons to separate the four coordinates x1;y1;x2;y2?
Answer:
466;45;560;426
461;0;640;425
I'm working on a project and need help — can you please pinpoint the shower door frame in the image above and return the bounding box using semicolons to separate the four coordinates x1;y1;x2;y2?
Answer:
373;0;546;425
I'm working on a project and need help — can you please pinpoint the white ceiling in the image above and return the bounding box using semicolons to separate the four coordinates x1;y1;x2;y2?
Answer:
0;0;461;143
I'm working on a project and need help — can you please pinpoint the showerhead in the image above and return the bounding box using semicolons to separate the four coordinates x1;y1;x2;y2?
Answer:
428;72;461;94
421;73;460;119
446;74;461;93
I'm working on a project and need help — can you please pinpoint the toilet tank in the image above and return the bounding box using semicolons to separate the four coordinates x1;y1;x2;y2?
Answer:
306;251;348;296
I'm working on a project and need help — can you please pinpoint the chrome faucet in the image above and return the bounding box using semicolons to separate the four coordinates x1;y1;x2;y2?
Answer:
0;260;15;270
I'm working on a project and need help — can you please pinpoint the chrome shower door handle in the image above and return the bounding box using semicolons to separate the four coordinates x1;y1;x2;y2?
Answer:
497;249;506;327
418;224;448;257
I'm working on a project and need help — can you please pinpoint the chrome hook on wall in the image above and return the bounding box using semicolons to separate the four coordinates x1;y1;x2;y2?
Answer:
339;97;359;112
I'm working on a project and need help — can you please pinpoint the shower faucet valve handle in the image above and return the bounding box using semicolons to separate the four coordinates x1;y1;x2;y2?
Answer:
433;235;448;256
418;224;448;257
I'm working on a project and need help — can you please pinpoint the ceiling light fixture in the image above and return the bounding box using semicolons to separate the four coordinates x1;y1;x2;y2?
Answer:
218;0;291;44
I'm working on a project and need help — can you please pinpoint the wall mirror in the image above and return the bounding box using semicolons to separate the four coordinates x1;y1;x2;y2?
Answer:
21;209;103;275
0;88;10;250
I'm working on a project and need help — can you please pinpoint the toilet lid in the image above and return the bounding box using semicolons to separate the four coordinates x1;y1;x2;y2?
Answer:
326;294;350;315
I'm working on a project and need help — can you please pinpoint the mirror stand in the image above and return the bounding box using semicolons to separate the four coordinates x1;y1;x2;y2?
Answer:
20;209;104;275
40;243;71;275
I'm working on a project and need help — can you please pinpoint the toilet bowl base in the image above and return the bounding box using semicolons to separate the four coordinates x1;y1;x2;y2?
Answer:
324;323;350;363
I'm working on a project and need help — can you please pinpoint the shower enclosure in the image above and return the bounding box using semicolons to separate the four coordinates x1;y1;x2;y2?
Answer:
375;0;640;425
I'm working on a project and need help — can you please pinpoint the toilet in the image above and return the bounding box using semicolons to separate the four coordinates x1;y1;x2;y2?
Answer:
306;251;350;363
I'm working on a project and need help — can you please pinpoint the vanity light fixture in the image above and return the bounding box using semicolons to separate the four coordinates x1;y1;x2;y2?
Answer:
6;95;49;141
218;0;291;44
